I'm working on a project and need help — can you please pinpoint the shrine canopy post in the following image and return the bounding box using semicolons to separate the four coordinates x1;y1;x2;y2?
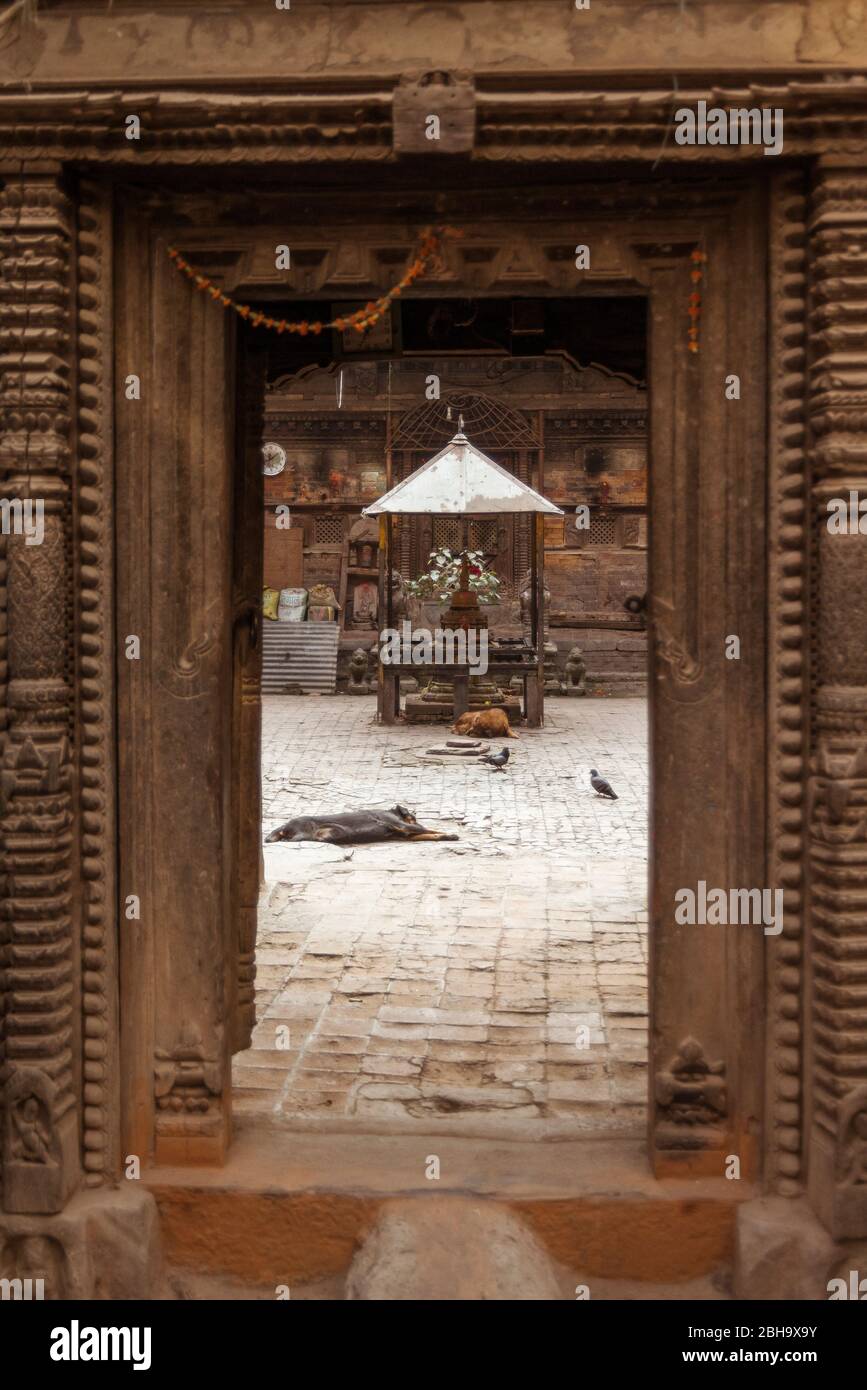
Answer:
363;425;562;726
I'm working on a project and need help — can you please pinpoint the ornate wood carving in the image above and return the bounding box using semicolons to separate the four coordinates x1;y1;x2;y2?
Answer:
1;78;867;166
115;216;236;1165
654;1037;728;1150
0;85;859;1254
0;173;78;1214
766;169;809;1198
647;190;767;1176
807;160;867;1236
76;178;118;1190
642;245;710;703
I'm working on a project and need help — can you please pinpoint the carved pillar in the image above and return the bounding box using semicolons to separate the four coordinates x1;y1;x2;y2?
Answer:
0;169;160;1298
76;178;119;1189
0;172;79;1214
115;217;236;1166
807;158;867;1237
766;169;809;1198
642;195;767;1178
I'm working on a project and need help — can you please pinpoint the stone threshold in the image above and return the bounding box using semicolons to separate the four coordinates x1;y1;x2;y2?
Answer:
144;1120;750;1290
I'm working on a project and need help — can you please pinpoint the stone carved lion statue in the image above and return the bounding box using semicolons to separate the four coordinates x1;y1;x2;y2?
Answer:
348;648;372;694
564;645;587;696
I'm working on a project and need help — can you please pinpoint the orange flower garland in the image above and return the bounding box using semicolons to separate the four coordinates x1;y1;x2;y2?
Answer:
166;226;461;336
688;247;707;354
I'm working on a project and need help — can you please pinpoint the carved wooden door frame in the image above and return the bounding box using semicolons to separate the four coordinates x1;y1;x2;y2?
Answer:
105;176;774;1189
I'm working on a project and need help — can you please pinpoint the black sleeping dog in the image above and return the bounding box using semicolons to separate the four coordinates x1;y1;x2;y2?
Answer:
265;804;458;846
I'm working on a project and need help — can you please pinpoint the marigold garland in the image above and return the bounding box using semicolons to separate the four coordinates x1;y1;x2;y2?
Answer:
688;247;707;354
166;226;461;336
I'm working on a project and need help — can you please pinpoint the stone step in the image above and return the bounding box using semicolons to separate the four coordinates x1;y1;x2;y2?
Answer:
145;1124;748;1298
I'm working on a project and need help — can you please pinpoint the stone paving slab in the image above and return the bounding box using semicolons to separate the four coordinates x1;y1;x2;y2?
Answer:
234;695;648;1136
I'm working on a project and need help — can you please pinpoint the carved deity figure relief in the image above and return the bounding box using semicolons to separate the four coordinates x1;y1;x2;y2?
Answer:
812;742;867;825
352;581;378;627
10;1094;53;1165
0;733;69;814
655;1037;727;1131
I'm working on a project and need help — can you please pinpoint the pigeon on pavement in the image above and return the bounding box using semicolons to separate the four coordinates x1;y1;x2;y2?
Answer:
590;768;618;799
481;747;511;772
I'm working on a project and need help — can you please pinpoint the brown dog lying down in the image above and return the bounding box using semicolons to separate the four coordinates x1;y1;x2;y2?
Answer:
452;708;519;739
265;804;458;846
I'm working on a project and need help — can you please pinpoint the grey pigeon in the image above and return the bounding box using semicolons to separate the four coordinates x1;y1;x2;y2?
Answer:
590;768;618;799
481;747;510;772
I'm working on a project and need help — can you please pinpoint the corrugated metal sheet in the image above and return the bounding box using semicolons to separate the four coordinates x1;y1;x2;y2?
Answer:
363;428;563;516
261;620;339;694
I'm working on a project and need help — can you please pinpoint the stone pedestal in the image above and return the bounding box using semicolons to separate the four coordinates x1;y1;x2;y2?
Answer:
0;1187;164;1300
405;675;521;724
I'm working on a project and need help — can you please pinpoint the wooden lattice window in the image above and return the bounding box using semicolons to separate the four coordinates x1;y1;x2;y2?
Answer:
314;513;346;545
587;515;618;546
431;518;500;554
471;519;499;554
431;518;464;552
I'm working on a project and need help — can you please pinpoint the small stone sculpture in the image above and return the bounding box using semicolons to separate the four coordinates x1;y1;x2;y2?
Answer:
564;645;587;696
348;647;371;694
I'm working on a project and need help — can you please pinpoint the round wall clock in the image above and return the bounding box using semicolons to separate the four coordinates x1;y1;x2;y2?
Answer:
262;442;287;476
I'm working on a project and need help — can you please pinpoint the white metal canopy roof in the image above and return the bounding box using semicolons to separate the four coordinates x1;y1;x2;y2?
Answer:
362;429;563;516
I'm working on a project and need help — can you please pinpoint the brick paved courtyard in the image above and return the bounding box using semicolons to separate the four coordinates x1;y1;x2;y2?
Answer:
235;695;648;1137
